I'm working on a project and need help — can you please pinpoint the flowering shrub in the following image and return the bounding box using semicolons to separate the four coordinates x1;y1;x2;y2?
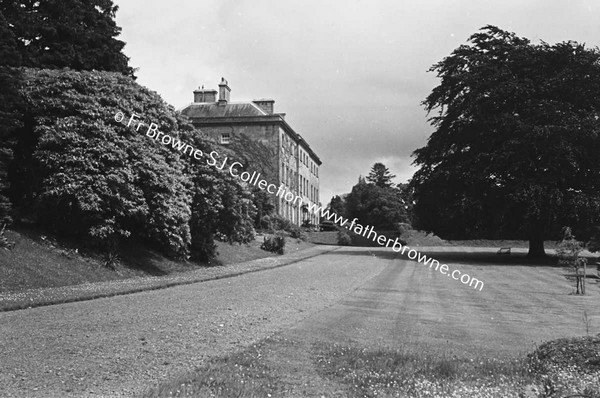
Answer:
8;68;256;261
260;234;285;255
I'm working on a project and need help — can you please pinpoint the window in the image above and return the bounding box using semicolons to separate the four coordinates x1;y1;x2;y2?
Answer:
220;133;231;144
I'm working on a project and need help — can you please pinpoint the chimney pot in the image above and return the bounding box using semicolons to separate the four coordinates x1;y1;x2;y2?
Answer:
218;78;230;105
193;87;217;103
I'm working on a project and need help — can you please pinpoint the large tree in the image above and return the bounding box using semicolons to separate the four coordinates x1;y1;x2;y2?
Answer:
345;177;408;230
0;11;23;224
412;26;600;257
1;0;133;76
0;0;133;223
327;195;346;217
367;162;396;188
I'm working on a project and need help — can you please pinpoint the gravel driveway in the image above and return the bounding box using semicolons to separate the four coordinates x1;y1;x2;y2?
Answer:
0;246;388;397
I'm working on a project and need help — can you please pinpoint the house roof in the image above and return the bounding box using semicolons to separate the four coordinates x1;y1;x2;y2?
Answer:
180;102;267;118
179;101;322;165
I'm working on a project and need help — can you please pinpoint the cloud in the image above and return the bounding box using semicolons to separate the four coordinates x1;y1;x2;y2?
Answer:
115;0;600;205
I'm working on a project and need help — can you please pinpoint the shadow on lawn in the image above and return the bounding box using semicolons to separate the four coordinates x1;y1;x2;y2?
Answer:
327;247;569;266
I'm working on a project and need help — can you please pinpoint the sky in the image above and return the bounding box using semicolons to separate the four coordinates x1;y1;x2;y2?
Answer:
114;0;600;204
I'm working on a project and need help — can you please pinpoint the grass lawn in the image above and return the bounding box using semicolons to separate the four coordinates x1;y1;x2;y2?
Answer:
143;246;600;398
143;334;600;398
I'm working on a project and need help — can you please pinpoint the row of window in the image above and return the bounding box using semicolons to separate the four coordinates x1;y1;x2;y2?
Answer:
283;134;319;178
221;132;318;178
299;174;318;203
282;164;318;203
299;149;318;177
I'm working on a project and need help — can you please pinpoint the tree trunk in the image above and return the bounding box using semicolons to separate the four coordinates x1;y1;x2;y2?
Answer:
527;237;546;258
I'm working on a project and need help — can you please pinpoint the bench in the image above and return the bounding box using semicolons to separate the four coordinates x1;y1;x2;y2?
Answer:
497;247;511;256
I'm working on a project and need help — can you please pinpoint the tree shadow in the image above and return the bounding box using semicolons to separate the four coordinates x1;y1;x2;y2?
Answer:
118;243;173;276
13;225;195;277
326;247;573;267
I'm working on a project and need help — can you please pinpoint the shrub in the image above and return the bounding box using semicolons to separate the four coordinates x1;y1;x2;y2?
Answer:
251;189;276;229
103;250;121;270
397;222;412;236
269;214;294;232
259;215;272;230
260;233;285;254
264;214;307;241
557;227;588;294
587;225;600;252
15;68;191;256
8;68;258;262
288;225;307;241
337;229;352;246
0;224;14;250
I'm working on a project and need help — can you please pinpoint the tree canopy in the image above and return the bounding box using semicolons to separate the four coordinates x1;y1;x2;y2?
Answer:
0;0;133;76
366;162;396;188
0;3;262;262
327;195;346;217
0;0;134;224
411;25;600;257
345;177;408;230
7;68;255;260
337;164;409;230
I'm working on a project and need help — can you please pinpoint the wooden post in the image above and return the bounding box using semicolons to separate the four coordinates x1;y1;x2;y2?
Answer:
581;258;587;294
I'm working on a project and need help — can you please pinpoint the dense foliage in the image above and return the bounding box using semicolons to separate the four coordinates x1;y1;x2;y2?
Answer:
412;26;600;257
0;67;22;225
327;195;346;217
0;11;24;224
260;233;285;255
182;134;256;260
337;229;351;246
345;176;409;230
259;214;307;240
328;163;409;231
366;163;396;188
5;68;256;260
0;0;134;225
0;3;259;261
1;0;133;76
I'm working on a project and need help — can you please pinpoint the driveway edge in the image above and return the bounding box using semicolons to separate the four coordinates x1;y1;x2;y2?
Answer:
0;245;340;312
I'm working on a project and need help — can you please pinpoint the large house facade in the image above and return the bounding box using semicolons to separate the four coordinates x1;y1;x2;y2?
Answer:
180;78;321;226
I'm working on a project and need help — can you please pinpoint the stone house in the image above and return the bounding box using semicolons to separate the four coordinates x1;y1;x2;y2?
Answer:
180;78;321;226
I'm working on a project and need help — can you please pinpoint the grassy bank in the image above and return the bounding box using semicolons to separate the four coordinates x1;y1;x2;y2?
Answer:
0;228;317;311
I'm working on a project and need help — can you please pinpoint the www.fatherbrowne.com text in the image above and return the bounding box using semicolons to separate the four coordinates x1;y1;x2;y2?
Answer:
114;110;484;292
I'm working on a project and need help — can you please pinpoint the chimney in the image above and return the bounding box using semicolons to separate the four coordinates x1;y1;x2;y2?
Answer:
252;99;275;115
218;77;230;105
193;85;217;103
